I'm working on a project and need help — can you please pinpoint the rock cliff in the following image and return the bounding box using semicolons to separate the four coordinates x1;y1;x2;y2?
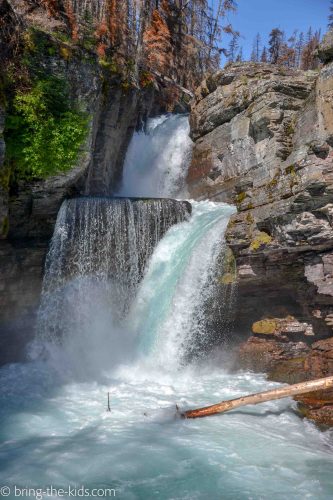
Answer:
189;31;333;425
189;32;333;340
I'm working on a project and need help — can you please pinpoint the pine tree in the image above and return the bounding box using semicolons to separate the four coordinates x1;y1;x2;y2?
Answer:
33;0;239;92
143;7;172;75
236;47;243;62
306;26;313;44
329;0;333;29
250;33;261;62
268;28;284;64
261;46;268;63
255;33;261;61
228;33;239;62
301;29;321;70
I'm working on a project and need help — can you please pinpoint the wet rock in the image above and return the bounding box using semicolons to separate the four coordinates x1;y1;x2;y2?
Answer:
236;334;333;426
0;5;164;364
252;316;314;339
238;335;310;373
0;106;4;168
0;105;7;240
297;403;333;427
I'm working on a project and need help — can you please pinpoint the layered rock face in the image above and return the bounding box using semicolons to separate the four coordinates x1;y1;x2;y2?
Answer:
189;32;333;425
189;35;333;339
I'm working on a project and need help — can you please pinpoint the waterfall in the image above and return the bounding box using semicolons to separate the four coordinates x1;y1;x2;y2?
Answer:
34;197;190;375
128;201;235;371
33;115;235;377
118;114;192;198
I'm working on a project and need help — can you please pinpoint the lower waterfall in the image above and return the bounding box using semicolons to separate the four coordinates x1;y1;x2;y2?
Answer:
0;114;332;499
36;197;190;341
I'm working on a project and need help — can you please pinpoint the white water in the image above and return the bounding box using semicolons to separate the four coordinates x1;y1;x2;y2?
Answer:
118;114;192;198
1;114;333;499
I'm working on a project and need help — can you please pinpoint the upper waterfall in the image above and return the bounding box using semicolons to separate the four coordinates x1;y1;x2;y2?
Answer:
117;114;193;198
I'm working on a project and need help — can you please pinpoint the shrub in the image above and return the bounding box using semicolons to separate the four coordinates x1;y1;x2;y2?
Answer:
5;76;88;179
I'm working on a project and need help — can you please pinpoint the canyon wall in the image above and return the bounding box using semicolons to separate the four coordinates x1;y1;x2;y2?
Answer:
188;32;333;342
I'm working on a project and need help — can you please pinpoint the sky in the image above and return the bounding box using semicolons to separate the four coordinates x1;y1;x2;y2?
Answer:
216;0;331;62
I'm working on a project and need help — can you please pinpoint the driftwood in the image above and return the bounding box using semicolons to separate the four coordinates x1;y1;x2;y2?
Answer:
182;376;333;419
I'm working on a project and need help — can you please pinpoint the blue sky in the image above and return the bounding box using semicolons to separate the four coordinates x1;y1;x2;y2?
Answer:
216;0;331;62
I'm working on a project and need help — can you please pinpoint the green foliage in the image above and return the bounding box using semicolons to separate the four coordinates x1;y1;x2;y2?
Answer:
5;76;88;179
139;71;155;88
285;164;296;175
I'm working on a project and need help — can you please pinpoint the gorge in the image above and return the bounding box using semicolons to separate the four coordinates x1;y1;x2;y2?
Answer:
1;113;333;500
1;1;333;498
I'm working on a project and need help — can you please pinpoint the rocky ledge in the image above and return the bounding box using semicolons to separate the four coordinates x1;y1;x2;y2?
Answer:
235;317;333;426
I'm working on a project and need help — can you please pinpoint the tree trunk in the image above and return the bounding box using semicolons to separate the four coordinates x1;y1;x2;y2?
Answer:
182;376;333;419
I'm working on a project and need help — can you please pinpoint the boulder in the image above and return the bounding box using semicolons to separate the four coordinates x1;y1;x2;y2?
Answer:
238;335;310;373
318;30;333;64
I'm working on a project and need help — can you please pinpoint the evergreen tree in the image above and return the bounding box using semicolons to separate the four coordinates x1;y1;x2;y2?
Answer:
268;28;284;64
329;0;333;30
236;47;243;62
250;46;257;62
301;29;321;70
32;0;239;91
228;33;239;62
261;46;268;63
306;26;313;44
250;33;261;62
295;32;304;68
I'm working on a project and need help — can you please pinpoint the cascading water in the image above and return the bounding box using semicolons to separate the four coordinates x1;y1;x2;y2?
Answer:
33;196;190;379
37;197;190;337
118;114;192;198
0;114;333;499
129;201;235;370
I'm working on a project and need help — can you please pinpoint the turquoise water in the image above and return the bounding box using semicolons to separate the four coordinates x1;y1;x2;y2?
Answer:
1;363;333;499
0;201;333;500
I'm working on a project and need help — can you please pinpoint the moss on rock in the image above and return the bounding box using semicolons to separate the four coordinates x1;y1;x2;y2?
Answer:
249;231;272;251
252;318;277;334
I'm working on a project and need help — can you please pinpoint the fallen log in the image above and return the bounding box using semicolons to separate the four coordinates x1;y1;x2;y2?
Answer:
182;375;333;419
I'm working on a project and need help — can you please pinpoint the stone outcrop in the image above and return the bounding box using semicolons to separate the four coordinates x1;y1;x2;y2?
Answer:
189;34;333;344
188;64;317;200
236;326;333;426
238;316;312;377
318;30;333;64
